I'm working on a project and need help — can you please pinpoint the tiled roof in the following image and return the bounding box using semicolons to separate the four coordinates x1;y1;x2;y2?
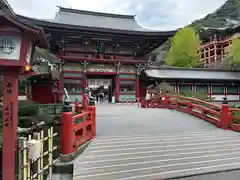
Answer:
17;7;176;35
53;7;155;32
145;67;240;80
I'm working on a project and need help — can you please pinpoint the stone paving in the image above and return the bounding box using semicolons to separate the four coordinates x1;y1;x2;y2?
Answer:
73;104;240;180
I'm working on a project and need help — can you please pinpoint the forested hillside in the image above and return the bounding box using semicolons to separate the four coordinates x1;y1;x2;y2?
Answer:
192;0;240;29
154;0;240;62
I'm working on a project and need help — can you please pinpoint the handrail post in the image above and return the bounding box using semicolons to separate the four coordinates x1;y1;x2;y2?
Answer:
88;106;96;138
140;100;146;108
75;100;81;113
83;93;89;111
220;104;232;129
61;101;75;155
162;95;169;108
187;102;193;114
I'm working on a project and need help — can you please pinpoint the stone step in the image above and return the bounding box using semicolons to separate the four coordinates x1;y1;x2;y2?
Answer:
73;131;240;180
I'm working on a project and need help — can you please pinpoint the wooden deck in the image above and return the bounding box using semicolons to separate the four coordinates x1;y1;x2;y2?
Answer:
73;104;240;180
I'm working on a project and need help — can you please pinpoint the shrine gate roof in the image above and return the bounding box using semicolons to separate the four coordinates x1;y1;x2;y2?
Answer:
17;7;176;36
145;67;240;81
54;7;158;32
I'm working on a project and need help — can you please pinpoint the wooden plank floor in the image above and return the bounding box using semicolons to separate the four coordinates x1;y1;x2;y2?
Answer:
73;105;240;180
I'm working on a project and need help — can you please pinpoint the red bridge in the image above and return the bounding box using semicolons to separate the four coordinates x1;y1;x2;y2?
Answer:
54;96;240;180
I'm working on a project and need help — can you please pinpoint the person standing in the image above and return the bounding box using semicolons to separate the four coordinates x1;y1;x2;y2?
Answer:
99;92;104;103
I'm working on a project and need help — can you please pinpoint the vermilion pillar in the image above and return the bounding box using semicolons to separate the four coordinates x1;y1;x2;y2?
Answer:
82;74;87;89
136;75;139;100
61;109;75;154
115;75;120;102
220;104;231;129
3;74;19;180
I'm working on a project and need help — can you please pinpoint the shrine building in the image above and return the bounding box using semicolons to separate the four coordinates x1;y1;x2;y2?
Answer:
4;1;240;104
15;6;176;103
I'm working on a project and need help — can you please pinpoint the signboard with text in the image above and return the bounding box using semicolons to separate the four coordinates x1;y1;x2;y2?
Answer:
119;65;136;73
63;62;83;71
87;64;116;73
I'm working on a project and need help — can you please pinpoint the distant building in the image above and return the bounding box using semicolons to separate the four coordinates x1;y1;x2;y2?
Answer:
8;5;175;103
2;1;240;103
199;25;240;68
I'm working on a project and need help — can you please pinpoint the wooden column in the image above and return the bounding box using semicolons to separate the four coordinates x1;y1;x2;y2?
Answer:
2;74;19;180
115;76;120;102
115;62;120;102
136;75;139;100
81;61;88;89
136;64;143;101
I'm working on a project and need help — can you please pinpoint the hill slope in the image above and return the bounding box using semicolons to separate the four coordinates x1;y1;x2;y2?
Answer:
154;0;240;63
192;0;240;29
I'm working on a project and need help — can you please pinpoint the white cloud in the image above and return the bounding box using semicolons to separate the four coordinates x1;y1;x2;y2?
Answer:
8;0;227;30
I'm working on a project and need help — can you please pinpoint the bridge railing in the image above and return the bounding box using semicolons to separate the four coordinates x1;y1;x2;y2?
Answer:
229;108;240;131
141;94;240;132
61;104;96;157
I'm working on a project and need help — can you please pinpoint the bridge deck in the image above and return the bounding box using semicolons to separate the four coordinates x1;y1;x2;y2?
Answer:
73;104;240;180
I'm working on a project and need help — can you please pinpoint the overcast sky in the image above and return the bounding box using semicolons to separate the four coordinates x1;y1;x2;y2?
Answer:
8;0;227;30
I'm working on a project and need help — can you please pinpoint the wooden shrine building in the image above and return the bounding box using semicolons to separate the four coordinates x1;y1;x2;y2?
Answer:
144;66;240;102
16;6;175;102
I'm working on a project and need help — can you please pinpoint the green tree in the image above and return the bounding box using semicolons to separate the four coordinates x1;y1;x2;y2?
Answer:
166;26;201;68
229;37;240;65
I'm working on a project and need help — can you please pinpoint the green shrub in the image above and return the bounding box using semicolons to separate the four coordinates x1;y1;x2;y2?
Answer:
18;105;39;117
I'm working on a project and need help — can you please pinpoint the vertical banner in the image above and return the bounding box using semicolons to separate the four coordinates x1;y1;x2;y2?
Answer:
2;74;18;180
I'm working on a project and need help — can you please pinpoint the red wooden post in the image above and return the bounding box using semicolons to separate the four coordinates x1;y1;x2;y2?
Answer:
82;75;87;89
75;101;81;113
162;95;169;108
83;92;89;111
115;75;120;102
187;102;193;114
2;74;18;180
136;75;139;101
220;104;231;129
88;106;96;138
61;102;75;154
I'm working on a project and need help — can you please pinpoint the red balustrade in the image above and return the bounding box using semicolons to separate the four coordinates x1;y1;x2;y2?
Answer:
61;105;96;155
229;108;240;131
141;94;240;132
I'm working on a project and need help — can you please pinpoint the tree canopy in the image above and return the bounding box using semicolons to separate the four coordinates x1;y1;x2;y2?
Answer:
229;37;240;65
153;0;240;58
166;26;201;68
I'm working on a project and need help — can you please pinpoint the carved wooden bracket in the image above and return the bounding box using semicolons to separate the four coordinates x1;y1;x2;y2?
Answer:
114;62;121;74
81;60;88;73
136;63;146;75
